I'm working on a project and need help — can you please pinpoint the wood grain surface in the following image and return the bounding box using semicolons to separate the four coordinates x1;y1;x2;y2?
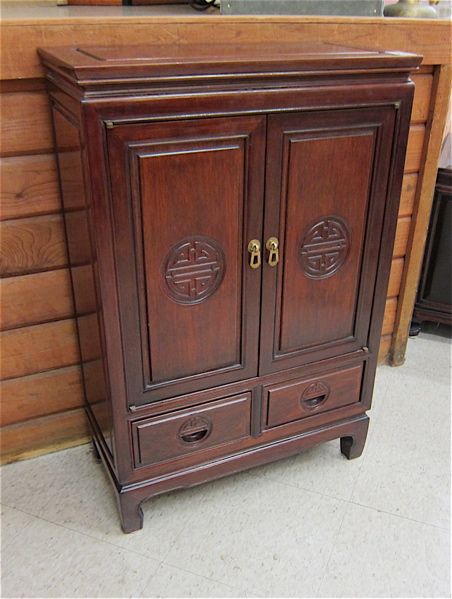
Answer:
0;269;74;331
0;92;53;156
1;319;79;381
0;154;61;220
0;215;68;277
0;366;84;427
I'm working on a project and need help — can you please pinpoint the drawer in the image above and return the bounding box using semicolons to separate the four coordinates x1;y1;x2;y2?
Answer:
132;393;252;468
264;363;363;429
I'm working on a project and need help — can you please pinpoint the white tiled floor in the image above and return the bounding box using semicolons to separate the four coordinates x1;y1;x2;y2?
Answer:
1;324;451;598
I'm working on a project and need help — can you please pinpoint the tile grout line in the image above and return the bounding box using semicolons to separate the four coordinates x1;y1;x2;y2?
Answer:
345;498;451;531
314;496;352;599
136;561;166;599
247;466;355;506
0;501;167;565
0;503;38;553
158;517;191;564
1;508;162;599
153;491;264;598
144;559;262;599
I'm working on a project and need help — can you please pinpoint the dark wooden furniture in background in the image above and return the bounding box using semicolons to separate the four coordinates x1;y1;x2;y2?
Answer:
39;42;420;532
413;168;452;327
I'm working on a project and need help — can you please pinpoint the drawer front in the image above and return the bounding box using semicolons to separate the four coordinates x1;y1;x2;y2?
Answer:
132;393;252;467
264;363;363;429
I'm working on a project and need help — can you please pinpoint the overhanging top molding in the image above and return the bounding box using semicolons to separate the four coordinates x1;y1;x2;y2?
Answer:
38;42;421;90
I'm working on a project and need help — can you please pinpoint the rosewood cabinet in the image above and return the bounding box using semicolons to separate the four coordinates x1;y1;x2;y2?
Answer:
39;43;420;532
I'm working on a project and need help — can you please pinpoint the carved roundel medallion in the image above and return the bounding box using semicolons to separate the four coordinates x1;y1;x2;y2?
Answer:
162;236;226;305
298;216;351;279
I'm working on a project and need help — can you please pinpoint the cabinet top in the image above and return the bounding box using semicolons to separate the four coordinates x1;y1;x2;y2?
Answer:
38;42;421;88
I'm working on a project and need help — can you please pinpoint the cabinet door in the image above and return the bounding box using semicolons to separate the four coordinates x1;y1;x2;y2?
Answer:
260;107;397;374
107;116;266;404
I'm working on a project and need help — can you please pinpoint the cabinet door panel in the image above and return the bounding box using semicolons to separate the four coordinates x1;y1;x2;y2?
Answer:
107;117;265;404
260;108;397;373
142;146;243;384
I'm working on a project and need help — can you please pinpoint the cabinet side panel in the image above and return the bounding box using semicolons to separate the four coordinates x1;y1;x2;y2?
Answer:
52;106;114;456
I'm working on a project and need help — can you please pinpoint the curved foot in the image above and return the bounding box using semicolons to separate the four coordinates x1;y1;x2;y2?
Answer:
409;320;423;337
116;492;144;534
340;415;369;460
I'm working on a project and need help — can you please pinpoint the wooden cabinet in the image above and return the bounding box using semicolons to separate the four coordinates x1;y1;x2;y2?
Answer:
39;43;420;532
413;168;452;326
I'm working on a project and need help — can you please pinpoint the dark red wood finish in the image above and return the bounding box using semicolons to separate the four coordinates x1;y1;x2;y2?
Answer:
133;393;252;468
106;117;266;404
40;42;420;533
260;107;398;374
264;363;363;429
51;105;115;456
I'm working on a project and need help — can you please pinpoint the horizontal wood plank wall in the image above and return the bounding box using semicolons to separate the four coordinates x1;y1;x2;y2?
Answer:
1;154;61;220
1;13;450;464
0;78;89;464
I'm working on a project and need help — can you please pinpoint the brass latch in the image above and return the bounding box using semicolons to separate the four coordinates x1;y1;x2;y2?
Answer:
266;237;279;266
248;239;261;269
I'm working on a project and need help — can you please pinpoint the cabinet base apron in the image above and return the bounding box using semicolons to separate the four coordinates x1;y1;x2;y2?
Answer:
92;413;369;534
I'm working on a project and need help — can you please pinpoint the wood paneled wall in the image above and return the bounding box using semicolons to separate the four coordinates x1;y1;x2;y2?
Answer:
0;78;88;463
1;10;450;464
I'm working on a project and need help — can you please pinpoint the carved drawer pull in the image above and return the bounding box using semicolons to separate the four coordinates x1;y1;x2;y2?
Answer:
300;381;330;410
181;430;208;443
178;416;212;446
302;394;327;409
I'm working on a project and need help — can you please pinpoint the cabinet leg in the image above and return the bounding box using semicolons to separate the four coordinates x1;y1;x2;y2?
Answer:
409;320;423;337
90;437;101;463
116;491;144;534
340;416;369;460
